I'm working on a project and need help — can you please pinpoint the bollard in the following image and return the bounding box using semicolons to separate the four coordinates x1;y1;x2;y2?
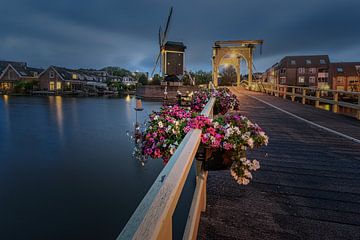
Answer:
291;87;295;101
357;95;360;120
283;87;287;99
333;92;339;113
315;90;320;108
302;89;306;104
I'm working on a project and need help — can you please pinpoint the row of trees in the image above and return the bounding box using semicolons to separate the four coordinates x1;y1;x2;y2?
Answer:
101;66;238;86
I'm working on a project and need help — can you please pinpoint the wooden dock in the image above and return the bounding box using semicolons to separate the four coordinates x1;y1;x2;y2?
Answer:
198;87;360;240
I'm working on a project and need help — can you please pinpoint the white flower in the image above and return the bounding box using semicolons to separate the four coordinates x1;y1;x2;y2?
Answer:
237;177;250;185
158;121;163;128
170;146;176;155
166;126;172;132
154;115;159;120
251;160;260;171
244;170;253;179
247;138;254;148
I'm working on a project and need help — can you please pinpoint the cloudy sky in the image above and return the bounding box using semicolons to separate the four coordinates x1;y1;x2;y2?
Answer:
1;0;359;73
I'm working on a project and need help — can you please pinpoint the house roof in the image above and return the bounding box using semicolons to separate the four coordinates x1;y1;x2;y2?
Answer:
0;61;43;79
47;66;111;82
0;61;27;74
278;55;330;68
330;62;360;77
164;41;186;51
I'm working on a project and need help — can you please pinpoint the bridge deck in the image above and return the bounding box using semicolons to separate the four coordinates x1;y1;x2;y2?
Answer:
198;87;360;240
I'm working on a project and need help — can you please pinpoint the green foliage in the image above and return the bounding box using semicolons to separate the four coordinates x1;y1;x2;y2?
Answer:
220;66;236;86
101;66;132;77
149;74;162;85
138;74;148;85
108;82;136;92
192;70;212;85
13;80;38;93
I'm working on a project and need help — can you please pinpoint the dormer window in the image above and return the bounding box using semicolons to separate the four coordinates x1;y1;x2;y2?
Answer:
355;65;360;73
306;59;312;65
291;60;296;65
337;67;344;73
320;59;326;64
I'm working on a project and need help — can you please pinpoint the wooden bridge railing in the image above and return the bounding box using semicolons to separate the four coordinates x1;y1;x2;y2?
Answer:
117;98;216;240
258;83;360;120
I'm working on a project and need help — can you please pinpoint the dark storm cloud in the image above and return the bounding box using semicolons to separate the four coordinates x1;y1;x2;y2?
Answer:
0;0;359;72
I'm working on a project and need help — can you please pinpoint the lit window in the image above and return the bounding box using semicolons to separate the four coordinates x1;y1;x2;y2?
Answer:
49;81;55;90
49;71;55;78
337;67;344;73
355;65;360;73
309;76;316;83
306;59;311;64
337;77;344;84
298;76;305;83
320;59;326;64
309;68;316;74
298;68;305;74
72;74;77;79
291;60;296;65
56;82;62;90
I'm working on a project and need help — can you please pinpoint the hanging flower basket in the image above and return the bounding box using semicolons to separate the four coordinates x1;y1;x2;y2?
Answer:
203;149;233;171
195;145;213;162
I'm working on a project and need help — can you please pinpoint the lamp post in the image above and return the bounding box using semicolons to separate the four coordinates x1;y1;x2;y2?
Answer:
134;99;144;141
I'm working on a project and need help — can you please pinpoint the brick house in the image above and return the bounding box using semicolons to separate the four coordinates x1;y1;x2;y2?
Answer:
262;63;279;84
38;66;85;92
330;62;360;91
0;61;42;93
274;55;330;88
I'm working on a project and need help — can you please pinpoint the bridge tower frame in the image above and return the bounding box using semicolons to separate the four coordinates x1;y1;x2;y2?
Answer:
212;40;263;87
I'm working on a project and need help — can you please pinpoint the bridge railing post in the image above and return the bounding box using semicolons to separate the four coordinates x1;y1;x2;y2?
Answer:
302;88;306;104
315;90;320;108
333;92;339;113
357;95;360;120
291;87;295;102
283;86;287;99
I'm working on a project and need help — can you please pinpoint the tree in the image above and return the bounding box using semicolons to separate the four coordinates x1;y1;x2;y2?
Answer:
101;66;132;77
150;74;162;85
13;80;38;93
220;66;236;86
138;74;148;85
193;70;212;85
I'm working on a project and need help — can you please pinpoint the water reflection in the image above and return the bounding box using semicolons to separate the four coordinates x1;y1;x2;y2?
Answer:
3;94;9;106
125;94;131;102
49;96;64;137
0;96;163;239
1;95;10;129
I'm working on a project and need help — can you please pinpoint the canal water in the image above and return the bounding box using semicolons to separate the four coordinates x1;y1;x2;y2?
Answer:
0;95;166;239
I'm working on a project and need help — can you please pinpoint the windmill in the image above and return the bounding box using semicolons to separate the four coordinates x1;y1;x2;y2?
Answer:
150;7;173;77
150;7;186;79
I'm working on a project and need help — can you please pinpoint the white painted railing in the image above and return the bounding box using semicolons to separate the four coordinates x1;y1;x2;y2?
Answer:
259;83;360;120
118;98;216;240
